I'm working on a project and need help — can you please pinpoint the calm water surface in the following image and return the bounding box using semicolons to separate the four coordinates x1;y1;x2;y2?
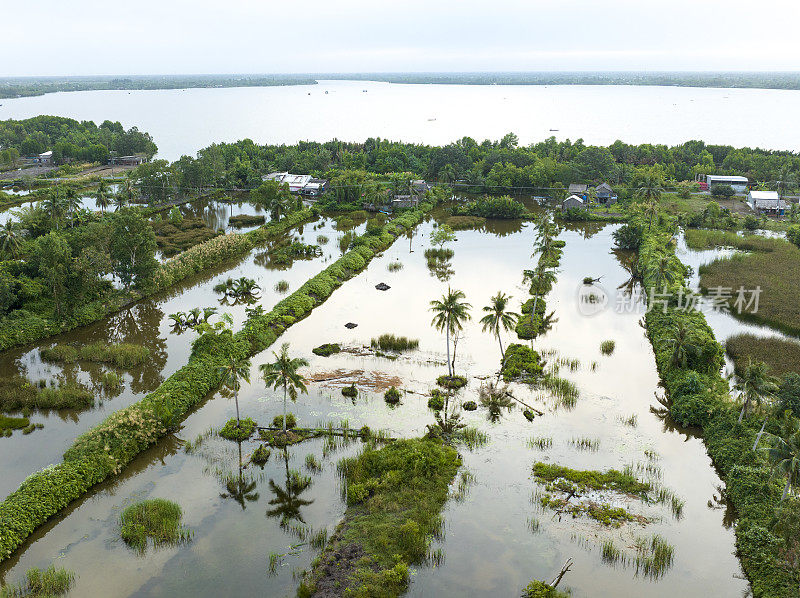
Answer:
1;81;798;160
0;212;748;597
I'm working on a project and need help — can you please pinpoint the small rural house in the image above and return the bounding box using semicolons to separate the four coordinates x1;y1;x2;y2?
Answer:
562;194;587;211
568;183;588;197
748;190;786;215
392;194;420;209
595;182;617;205
109;155;147;166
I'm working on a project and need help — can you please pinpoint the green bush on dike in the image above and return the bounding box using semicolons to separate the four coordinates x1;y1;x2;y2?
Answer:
639;216;800;596
0;204;432;563
272;413;297;429
297;438;460;597
502;344;544;382
0;210;314;353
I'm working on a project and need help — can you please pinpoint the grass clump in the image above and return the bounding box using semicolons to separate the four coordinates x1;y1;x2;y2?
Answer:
501;344;544;382
527;436;553;450
40;342;150;368
370;334;419;352
100;371;123;393
119;498;191;554
634;534;675;580
274;280;290;293
272;413;296;429
436;375;467;389
384;386;401;404
601;539;622;564
569;437;599;451
316;234;329;245
533;462;650;496
599;340;616;355
312;343;341;357
427;389;445;411
228;214;265;228
0;566;75;597
387;261;403;272
341;383;358;398
301;438;459;596
219;417;256;441
0;415;30;434
726;334;800;378
251;444;271;465
537;374;579;409
462;400;477;411
305;454;322;473
0;376;94;411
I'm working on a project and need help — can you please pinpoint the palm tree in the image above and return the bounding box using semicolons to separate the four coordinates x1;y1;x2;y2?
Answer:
63;188;81;227
659;321;698;368
42;191;66;230
217;356;252;426
260;343;309;432
96;180;110;214
430;288;472;378
761;416;800;501
0;222;22;258
646;251;676;289
735;359;779;423
480;292;519;361
636;174;664;230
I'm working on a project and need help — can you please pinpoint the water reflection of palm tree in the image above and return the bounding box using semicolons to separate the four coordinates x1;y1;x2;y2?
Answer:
220;442;260;509
266;448;314;524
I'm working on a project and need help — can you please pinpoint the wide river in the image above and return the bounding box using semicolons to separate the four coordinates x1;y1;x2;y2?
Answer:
1;80;799;160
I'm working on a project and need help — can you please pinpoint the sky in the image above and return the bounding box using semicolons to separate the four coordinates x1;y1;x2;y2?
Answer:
4;0;800;76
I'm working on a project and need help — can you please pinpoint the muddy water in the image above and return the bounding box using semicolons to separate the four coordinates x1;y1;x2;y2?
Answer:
0;214;748;597
0;215;364;499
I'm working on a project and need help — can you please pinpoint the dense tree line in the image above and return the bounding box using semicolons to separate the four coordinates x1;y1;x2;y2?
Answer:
164;135;800;196
0;116;157;164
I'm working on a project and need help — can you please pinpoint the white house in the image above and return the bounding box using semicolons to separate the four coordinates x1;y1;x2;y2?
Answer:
748;190;786;215
705;175;749;193
562;194;587;211
263;172;312;193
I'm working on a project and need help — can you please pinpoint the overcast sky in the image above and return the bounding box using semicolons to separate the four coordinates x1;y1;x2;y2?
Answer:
4;0;800;76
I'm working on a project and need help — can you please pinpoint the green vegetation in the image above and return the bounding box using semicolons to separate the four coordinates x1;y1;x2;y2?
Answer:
436;375;467;389
634;535;675;580
341;383;358;398
480;291;520;363
384;386;401;404
40;342;149;368
119;498;191;554
386;260;403;272
727;334;800;378
521;579;570;598
270;241;321;266
260;343;309;433
599;340;616;355
152;217;220;257
427;390;445;411
0;376;93;411
533;463;651;495
452;195;528;219
251;445;271;465
219;417;256;442
370;334;419;352
430;288;471;378
228;214;265;228
501;344;544;382
274;280;290;293
697;235;800;334
638;211;800;595
312;343;341;357
0;415;30;435
444;215;485;229
272;413;297;429
528;437;553;450
298;438;460;597
0;565;75;597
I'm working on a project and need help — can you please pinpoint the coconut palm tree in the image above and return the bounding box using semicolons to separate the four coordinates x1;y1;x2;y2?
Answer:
659;321;699;368
217;356;252;426
41;191;66;230
259;343;309;432
0;222;22;258
646;251;676;289
480;292;519;361
63;188;81;227
761;415;800;501
636;174;664;230
96;180;110;214
430;288;472;378
735;359;779;423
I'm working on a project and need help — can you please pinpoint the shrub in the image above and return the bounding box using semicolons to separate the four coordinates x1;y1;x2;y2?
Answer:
452;195;527;219
462;400;477;411
501;344;544;381
436;375;467;389
228;214;264;228
600;340;616;355
0;565;75;597
342;383;358;398
119;498;190;554
272;413;297;429
384;386;401;404
251;445;271;465
312;343;341;357
219;417;256;441
427;390;445;411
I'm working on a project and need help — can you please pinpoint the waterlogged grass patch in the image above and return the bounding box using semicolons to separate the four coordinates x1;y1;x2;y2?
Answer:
312;343;341;357
119;498;191;554
600;340;616;355
298;438;459;597
218;417;256;442
370;334;419;352
726;334;800;378
40;342;150;369
384;386;401;404
533;463;650;496
436;375;467;389
0;376;93;412
0;565;75;597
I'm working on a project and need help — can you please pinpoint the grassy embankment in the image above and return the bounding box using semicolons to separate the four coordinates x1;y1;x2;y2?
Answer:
639;221;800;597
685;228;800;335
0;209;313;352
0;203;433;562
296;438;460;597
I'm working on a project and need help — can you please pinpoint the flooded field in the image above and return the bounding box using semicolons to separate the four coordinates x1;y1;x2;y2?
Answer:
0;209;749;597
